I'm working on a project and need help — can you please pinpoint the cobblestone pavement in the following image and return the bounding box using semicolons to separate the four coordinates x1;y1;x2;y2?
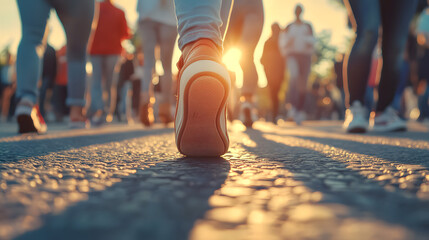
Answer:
1;121;429;240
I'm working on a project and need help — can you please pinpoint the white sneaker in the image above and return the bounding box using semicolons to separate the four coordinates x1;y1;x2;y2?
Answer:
371;107;407;132
175;39;231;157
343;101;368;133
239;101;258;128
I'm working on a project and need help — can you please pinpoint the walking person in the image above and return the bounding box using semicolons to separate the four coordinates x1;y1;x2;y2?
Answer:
15;0;95;133
224;0;264;128
137;0;178;126
173;0;233;156
279;4;315;125
261;23;285;123
343;0;418;132
89;0;131;126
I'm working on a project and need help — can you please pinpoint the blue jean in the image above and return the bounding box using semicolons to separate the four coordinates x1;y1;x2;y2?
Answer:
89;55;120;115
16;0;94;107
344;0;417;112
174;0;232;50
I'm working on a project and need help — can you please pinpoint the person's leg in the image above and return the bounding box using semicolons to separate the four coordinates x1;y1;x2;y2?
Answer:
53;0;94;122
236;0;264;101
158;23;178;124
159;23;178;105
131;79;141;117
175;0;230;50
343;0;380;107
392;60;410;112
266;71;282;122
296;55;312;111
138;20;157;104
38;76;49;118
104;55;120;117
287;56;299;111
8;91;16;121
89;55;104;116
173;0;233;156
15;0;51;105
137;20;158;126
377;0;418;112
15;0;51;133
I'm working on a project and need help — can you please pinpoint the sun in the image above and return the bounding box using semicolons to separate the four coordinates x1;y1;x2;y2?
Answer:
222;48;244;88
222;47;242;71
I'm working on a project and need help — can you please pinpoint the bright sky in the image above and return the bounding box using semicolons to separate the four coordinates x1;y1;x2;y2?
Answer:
0;0;350;87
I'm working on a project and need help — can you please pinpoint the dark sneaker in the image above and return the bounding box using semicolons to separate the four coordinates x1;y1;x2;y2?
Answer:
16;100;47;134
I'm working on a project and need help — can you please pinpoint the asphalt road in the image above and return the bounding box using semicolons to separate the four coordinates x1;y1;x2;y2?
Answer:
1;121;429;240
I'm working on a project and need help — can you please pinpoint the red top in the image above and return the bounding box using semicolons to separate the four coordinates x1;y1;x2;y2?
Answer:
89;1;130;55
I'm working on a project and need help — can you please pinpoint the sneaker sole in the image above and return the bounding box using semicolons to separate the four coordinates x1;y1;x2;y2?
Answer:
178;74;228;156
17;114;46;134
176;61;230;157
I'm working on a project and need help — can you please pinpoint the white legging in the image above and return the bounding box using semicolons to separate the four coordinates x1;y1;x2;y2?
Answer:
138;20;177;105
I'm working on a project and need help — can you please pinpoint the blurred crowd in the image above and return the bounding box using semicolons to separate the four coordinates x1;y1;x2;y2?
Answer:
1;0;429;133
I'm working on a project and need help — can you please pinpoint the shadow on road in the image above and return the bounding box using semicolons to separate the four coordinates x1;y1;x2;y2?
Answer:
242;129;429;236
291;135;429;168
15;157;230;240
1;128;172;162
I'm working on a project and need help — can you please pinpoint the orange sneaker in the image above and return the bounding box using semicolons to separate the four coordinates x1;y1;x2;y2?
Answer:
175;39;231;157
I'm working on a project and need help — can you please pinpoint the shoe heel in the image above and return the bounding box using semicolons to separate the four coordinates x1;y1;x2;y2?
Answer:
178;75;229;156
17;115;37;134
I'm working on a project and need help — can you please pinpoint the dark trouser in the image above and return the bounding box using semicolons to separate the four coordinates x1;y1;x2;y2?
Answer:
264;67;284;121
344;0;417;112
52;84;69;121
39;76;55;118
132;80;141;115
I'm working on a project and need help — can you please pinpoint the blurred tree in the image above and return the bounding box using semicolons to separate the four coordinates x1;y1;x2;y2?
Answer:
313;30;338;78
